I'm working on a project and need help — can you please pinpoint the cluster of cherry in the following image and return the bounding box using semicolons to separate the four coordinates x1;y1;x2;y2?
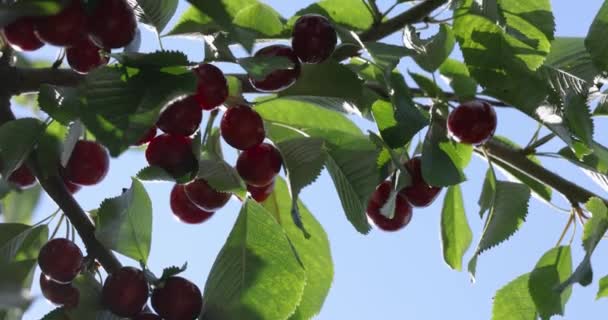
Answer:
2;0;137;73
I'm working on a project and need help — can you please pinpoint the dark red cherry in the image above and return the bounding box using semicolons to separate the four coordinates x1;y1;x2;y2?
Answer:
193;64;229;110
236;143;282;187
398;157;442;207
220;105;265;150
65;140;110;186
38;238;83;284
35;1;87;47
135;126;157;146
247;180;275;202
133;313;163;320
61;173;81;194
145;134;197;177
292;14;337;64
66;38;108;74
366;181;413;232
39;273;79;308
447;100;497;145
151;277;202;320
157;96;203;137
184;179;231;212
249;45;301;92
2;18;44;51
170;184;214;224
102;267;149;318
8;164;36;188
88;0;137;49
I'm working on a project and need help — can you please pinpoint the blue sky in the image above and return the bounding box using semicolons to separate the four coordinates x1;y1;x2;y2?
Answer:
18;0;608;319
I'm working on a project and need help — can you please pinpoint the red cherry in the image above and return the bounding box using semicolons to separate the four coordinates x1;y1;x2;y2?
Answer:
133;313;162;320
8;164;36;188
151;277;202;320
366;181;413;232
2;18;44;51
247;180;275;202
61;173;81;194
193;64;228;110
38;238;83;284
102;267;149;318
236;143;282;187
65;140;110;186
145;134;197;177
88;0;137;49
220;105;265;150
398;157;442;207
39;273;79;308
249;45;301;92
35;1;87;47
292;14;337;64
66;38;108;74
157;96;203;137
135;126;157;146
170;184;214;224
184;179;231;211
447;100;497;145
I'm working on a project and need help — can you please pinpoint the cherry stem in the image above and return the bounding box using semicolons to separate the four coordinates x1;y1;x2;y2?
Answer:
555;209;575;247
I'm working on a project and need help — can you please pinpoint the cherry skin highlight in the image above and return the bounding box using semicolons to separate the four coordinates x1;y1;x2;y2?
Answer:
133;313;163;320
38;238;83;284
3;18;44;51
102;267;149;318
61;173;81;194
157;96;203;137
399;157;442;207
366;181;413;232
145;134;197;177
88;0;137;49
39;274;79;308
170;184;214;224
247;180;275;203
193;64;229;110
8;164;36;188
249;45;301;92
151;276;203;320
292;14;337;64
236;143;282;187
65;140;110;186
447;100;497;145
184;179;231;211
135;126;157;146
35;1;87;47
66;38;108;74
220;105;265;150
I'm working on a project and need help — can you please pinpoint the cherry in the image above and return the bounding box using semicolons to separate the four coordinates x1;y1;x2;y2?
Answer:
88;0;137;49
157;96;203;137
366;181;413;232
184;179;231;211
102;267;149;318
170;184;214;224
193;64;229;110
2;18;44;51
247;180;275;203
135;126;157;146
447;100;497;145
61;173;81;194
236;143;282;187
398;157;442;207
65;140;110;186
151;277;202;320
249;45;301;92
66;38;108;74
145;134;197;177
38;238;83;284
39;273;79;308
35;1;87;47
8;164;36;188
292;14;337;64
220;105;265;150
133;313;163;320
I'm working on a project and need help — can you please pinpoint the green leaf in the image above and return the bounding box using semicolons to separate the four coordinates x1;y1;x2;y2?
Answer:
421;119;471;187
34;121;68;179
159;262;188;281
478;169;496;218
232;3;285;37
197;157;245;194
0;224;48;263
261;178;333;320
439;58;478;99
136;166;192;184
586;0;608;72
563;93;594;145
167;0;251;37
403;24;455;72
408;72;444;99
363;42;412;69
201;200;306;320
491;273;538;320
239;56;295;81
128;0;179;33
290;0;373;31
95;178;152;263
529;246;572;319
38;85;80;125
441;185;472;271
65;274;119;320
276;96;365;118
0;185;42;224
111;50;191;69
0;119;44;178
597;275;608;299
468;181;530;279
0;0;65;28
542;37;598;96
